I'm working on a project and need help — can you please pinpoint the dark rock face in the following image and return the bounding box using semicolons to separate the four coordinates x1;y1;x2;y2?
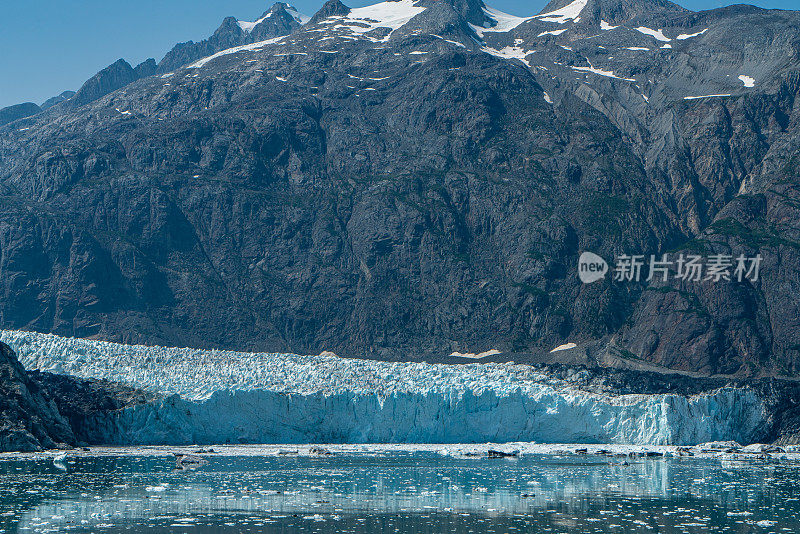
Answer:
0;0;799;376
0;341;154;452
71;59;141;107
0;342;73;452
0;102;40;127
29;372;155;445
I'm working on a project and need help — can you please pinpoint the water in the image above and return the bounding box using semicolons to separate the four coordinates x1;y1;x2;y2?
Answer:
1;451;797;533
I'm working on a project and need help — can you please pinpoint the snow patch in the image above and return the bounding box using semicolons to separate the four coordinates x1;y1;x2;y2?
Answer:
189;36;286;68
343;0;426;35
472;6;536;37
635;27;671;42
537;0;589;24
482;46;533;66
572;63;636;82
600;20;618;31
676;28;708;40
684;94;732;100
538;28;568;37
543;92;553;104
738;75;755;88
550;343;577;353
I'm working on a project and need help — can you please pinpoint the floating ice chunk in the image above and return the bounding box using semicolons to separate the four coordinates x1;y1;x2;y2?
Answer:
738;75;755;88
635;27;671;42
449;349;501;359
676;28;708;40
537;0;589;24
550;343;577;352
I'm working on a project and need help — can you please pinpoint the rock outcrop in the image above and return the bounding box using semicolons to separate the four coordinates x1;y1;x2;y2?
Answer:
0;342;74;451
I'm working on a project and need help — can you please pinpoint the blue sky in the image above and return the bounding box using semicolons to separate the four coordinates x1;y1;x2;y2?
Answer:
0;0;795;108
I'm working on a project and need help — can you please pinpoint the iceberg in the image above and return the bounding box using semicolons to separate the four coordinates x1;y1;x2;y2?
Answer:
0;331;768;446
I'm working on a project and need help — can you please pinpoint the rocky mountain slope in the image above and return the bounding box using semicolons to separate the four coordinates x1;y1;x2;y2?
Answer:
0;0;798;376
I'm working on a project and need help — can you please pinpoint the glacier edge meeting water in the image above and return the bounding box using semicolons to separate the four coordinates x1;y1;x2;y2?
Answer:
0;330;769;446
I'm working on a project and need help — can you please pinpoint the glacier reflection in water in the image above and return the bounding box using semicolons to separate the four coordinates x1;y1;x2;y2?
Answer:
2;452;798;533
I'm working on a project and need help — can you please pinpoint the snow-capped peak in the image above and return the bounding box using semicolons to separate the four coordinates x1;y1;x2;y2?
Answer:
238;4;310;32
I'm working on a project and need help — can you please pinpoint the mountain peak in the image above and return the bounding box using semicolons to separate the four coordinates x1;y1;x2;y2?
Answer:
309;0;351;25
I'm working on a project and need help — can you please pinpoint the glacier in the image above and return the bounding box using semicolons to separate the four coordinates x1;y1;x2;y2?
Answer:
0;330;768;446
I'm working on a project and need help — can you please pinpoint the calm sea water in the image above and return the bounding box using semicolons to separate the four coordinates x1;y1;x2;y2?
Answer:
1;451;797;533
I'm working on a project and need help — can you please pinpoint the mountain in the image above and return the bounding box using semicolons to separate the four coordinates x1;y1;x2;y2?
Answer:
70;58;157;107
41;91;76;110
0;102;40;127
0;0;799;377
157;3;307;73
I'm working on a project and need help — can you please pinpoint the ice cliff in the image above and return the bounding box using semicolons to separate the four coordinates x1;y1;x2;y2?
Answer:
0;331;768;446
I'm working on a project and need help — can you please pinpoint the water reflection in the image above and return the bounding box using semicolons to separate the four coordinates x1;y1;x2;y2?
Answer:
2;452;796;533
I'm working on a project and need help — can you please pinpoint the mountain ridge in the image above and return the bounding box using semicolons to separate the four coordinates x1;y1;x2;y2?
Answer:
0;0;799;377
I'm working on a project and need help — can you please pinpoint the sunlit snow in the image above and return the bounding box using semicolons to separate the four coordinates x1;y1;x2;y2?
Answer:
471;6;536;37
538;28;569;37
676;28;708;40
572;63;636;82
635;27;671;42
238;5;310;31
189;36;287;68
738;75;755;88
684;94;732;100
536;0;589;24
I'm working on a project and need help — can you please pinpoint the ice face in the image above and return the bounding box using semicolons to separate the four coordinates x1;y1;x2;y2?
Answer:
0;330;768;446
